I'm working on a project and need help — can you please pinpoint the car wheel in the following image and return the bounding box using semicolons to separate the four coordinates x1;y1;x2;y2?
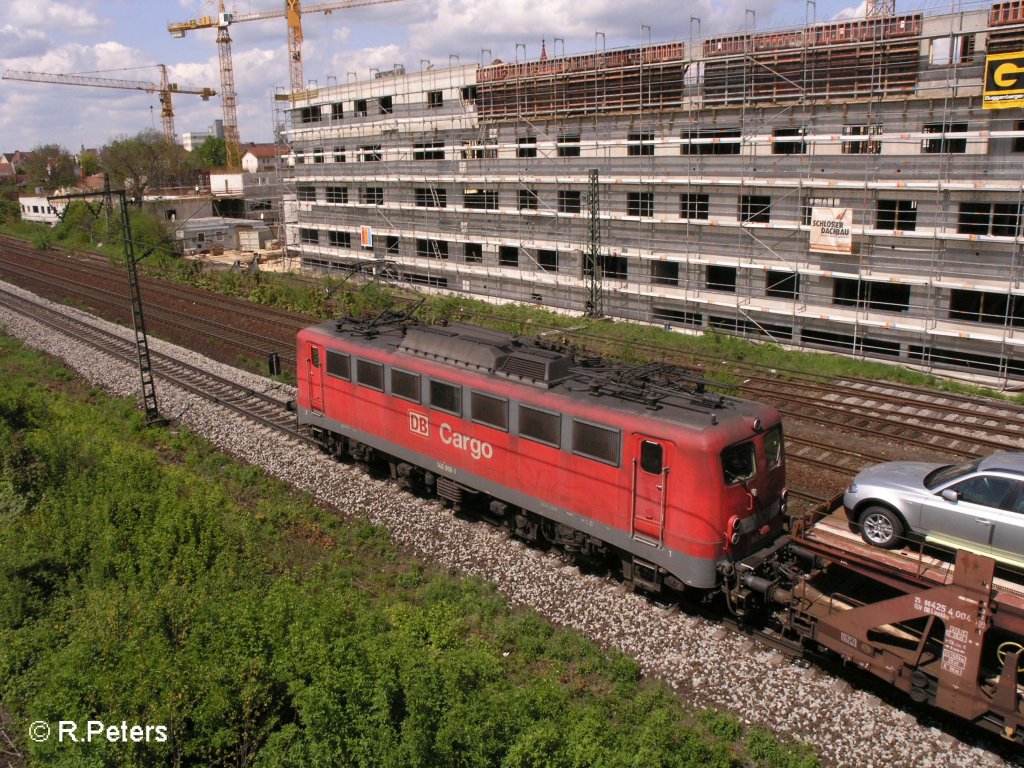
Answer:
859;506;905;549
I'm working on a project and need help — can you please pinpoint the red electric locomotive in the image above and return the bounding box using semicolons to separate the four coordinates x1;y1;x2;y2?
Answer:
296;317;787;591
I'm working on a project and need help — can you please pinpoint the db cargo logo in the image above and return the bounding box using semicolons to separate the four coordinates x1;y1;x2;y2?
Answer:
984;51;1024;109
409;411;429;437
407;411;493;460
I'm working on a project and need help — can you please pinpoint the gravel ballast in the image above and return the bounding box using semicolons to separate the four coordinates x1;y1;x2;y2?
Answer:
0;278;1014;768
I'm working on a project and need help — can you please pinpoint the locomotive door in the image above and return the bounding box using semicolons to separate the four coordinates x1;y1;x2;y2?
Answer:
307;343;324;413
631;436;670;543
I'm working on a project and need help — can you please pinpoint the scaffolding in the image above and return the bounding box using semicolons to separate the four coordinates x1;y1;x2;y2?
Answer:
281;1;1024;385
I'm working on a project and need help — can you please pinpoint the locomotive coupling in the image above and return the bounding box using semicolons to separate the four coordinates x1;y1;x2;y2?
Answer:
740;573;793;606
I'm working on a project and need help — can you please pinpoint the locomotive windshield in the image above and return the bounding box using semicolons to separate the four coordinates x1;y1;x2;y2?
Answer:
764;427;783;469
722;442;757;485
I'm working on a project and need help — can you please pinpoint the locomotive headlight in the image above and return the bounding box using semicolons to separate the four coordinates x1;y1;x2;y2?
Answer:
751;417;762;432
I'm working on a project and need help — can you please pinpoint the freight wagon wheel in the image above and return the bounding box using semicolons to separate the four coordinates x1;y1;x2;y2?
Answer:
997;641;1024;673
858;506;904;549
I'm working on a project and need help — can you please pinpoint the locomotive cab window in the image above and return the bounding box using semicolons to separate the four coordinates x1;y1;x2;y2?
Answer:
764;427;783;469
391;369;421;402
430;380;462;416
722;442;757;485
518;405;561;447
310;347;321;368
573;420;620;466
356;359;384;391
472;391;508;431
325;349;350;379
640;441;663;474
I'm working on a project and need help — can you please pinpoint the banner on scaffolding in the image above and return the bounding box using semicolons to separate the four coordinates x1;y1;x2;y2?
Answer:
809;207;853;255
983;51;1024;109
360;226;373;249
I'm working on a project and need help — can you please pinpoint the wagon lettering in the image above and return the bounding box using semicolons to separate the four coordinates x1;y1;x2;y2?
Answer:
439;422;493;460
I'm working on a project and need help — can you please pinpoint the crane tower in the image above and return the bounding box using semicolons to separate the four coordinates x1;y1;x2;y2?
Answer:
169;0;404;168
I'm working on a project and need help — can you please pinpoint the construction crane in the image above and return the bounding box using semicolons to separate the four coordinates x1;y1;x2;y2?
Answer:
1;66;216;144
866;0;895;17
169;0;402;169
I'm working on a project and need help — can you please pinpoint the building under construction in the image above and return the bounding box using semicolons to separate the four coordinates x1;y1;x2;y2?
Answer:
282;1;1024;384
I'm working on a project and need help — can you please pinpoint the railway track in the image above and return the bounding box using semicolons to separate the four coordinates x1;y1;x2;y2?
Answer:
1;234;1021;507
0;235;304;368
0;284;309;445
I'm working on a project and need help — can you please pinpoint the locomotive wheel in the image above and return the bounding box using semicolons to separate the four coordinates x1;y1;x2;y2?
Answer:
858;506;905;549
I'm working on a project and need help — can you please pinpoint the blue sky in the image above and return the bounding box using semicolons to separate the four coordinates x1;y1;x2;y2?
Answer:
1;0;866;154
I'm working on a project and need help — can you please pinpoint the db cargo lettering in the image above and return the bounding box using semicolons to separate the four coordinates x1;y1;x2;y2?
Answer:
439;422;494;460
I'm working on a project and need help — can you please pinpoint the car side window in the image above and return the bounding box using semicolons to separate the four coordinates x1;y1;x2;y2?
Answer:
1012;481;1024;515
950;475;1016;510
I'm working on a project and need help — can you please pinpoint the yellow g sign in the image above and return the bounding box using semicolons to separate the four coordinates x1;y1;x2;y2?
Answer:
984;51;1024;109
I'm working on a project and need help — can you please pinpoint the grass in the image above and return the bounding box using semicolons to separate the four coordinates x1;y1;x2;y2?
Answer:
0;331;822;767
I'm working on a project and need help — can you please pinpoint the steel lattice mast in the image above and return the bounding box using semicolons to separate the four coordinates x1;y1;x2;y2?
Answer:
169;0;404;168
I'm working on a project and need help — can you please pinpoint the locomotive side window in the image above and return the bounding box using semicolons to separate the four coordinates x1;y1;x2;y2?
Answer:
430;380;462;416
471;392;508;431
640;441;663;474
391;369;421;402
311;347;321;368
325;350;350;380
519;405;561;447
573;420;620;466
722;442;757;485
764;426;783;469
356;359;384;391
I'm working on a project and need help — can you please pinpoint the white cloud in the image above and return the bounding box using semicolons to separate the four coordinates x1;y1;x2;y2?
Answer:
832;2;867;21
8;1;103;34
328;43;406;82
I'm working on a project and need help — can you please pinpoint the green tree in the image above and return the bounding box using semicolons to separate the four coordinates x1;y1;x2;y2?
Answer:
21;143;76;190
100;130;188;203
78;149;101;177
188;136;227;169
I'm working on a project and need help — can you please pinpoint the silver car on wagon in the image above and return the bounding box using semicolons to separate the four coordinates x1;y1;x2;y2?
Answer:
843;451;1024;566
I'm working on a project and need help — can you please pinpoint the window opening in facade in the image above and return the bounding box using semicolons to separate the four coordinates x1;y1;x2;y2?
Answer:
921;122;967;153
413;141;445;160
627;131;655;156
681;193;709;220
766;270;799;299
627;191;654;217
517;136;538;158
557;134;581;156
739;195;771;223
499;245;519;267
538;249;558;272
328;231;351;248
707;265;737;292
842;124;882;154
464;189;498;210
558;190;582;213
518;189;539;210
876;199;917;231
415;188;447;208
772;127;807;154
681;127;741;155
